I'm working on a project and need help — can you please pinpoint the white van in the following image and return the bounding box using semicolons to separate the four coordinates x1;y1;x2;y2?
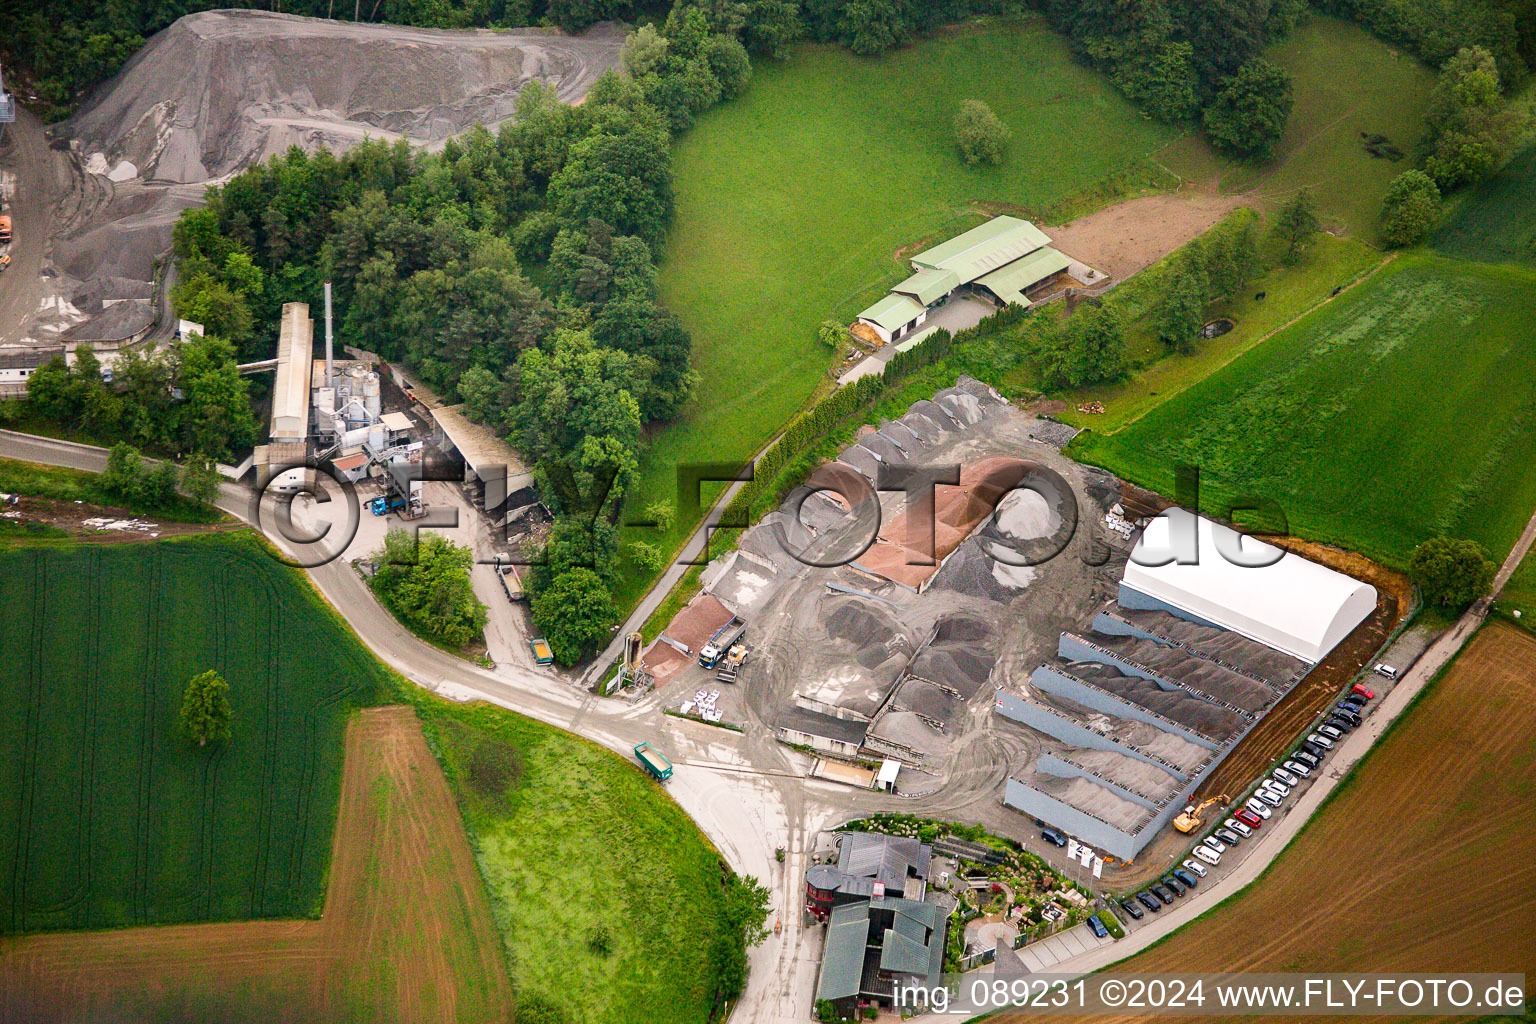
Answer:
1224;817;1253;838
1181;858;1208;878
1193;844;1221;866
1245;797;1273;818
1373;663;1398;680
1307;732;1334;750
1255;788;1283;807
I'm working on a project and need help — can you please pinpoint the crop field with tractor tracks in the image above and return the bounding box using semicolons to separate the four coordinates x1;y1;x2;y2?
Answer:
0;535;391;933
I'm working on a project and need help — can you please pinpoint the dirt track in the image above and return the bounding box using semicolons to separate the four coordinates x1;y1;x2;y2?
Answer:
1003;622;1536;1023
0;706;513;1024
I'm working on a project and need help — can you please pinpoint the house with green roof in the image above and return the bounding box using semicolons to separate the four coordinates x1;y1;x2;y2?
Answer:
855;216;1076;342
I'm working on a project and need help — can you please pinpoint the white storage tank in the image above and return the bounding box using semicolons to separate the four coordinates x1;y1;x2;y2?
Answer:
363;372;381;419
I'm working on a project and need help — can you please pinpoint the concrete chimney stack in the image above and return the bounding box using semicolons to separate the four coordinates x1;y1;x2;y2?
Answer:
323;281;334;389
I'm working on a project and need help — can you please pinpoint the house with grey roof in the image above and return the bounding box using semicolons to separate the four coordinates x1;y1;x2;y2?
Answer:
804;832;931;921
813;895;946;1018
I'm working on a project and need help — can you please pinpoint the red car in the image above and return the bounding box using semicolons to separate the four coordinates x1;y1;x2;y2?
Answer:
1234;808;1263;829
1352;683;1376;699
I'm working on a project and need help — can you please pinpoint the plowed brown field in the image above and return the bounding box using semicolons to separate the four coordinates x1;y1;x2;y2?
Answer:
0;706;513;1023
1003;622;1536;1024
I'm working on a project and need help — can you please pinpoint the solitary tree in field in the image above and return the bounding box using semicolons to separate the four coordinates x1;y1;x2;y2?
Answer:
817;318;852;350
1271;189;1319;265
1410;537;1495;608
1379;170;1442;248
953;99;1011;167
180;669;233;748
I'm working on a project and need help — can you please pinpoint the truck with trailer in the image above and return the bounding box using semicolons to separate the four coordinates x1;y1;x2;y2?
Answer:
634;742;673;780
370;492;407;516
698;617;746;669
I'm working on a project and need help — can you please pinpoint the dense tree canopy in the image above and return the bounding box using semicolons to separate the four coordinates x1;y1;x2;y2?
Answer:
372;531;490;648
530;567;620;665
1202;58;1294;161
1419;46;1523;189
1410;536;1496;608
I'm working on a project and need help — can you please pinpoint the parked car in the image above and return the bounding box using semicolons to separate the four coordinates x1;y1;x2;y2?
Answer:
1319;724;1344;740
1173;867;1200;888
1283;760;1311;779
1255;788;1283;807
1373;664;1397;680
1234;808;1263;828
1041;828;1068;847
1160;876;1185;896
1262;778;1291;797
1150;884;1175;904
1215;828;1242;846
1273;767;1300;786
1300;741;1326;758
1326;715;1357;733
1308;732;1334;749
1224;817;1253;838
1087;914;1109;939
1119;898;1144;921
1137;891;1162;913
1181;858;1208;878
1334;706;1363;725
1203;835;1227;854
1343;692;1368;707
1353;683;1377;699
1293;750;1320;768
1245;796;1274;817
1193;844;1221;866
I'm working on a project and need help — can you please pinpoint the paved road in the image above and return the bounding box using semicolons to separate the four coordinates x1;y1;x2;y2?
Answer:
0;108;60;345
7;427;1536;1023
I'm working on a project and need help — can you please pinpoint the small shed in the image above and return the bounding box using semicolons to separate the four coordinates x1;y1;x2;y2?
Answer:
856;293;927;344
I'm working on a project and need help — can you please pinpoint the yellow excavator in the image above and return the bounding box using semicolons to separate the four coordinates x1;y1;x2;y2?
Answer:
1173;795;1228;833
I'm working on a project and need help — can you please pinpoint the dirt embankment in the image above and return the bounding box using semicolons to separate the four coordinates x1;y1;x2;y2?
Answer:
8;9;624;349
66;10;626;185
0;706;513;1024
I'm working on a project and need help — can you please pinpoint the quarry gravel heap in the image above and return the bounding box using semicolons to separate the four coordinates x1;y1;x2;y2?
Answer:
67;10;626;184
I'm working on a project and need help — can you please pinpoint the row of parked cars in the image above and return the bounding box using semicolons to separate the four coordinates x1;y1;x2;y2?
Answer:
1195;684;1377;866
1117;684;1378;923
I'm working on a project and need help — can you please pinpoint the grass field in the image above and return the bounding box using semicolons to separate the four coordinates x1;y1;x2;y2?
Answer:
0;534;391;933
1158;17;1436;239
416;699;744;1024
0;707;513;1024
1000;621;1536;1024
1056;233;1386;431
621;16;1183;607
1495;555;1536;627
0;457;220;524
1433;140;1536;266
1072;254;1536;568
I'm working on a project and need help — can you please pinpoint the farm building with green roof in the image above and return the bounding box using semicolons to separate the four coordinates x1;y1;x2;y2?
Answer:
856;216;1075;341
